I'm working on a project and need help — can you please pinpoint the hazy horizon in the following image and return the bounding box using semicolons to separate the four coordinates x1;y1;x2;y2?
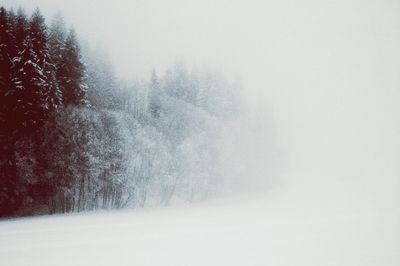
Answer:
1;1;400;265
2;0;400;207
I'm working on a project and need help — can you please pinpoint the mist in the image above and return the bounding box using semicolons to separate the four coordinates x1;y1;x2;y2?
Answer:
1;0;400;265
3;0;400;208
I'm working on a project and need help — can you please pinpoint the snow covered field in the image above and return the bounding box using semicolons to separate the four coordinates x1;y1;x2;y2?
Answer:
1;181;399;266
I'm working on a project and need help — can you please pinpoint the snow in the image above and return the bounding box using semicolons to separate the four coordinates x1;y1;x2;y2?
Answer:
1;184;399;266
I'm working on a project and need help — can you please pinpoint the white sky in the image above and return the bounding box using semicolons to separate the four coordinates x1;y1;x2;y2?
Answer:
2;0;400;204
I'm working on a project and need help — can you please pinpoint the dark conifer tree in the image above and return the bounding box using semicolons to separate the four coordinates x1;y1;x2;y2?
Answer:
59;29;89;107
0;7;15;217
48;12;66;107
13;8;27;52
48;12;66;58
27;9;63;212
0;7;15;131
0;8;28;217
29;8;62;111
10;35;47;134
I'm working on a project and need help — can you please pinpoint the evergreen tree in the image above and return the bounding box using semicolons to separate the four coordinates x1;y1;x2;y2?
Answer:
29;8;62;111
13;8;27;53
164;61;197;104
26;9;64;213
59;28;89;107
10;34;48;134
0;7;15;131
48;12;67;107
0;8;28;217
149;69;161;117
48;12;66;59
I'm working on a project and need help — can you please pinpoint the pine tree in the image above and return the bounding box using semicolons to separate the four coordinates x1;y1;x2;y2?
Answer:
149;69;161;117
48;12;66;58
0;8;29;217
10;35;48;133
3;8;59;135
48;12;67;108
59;28;89;107
1;8;57;135
0;7;15;131
164;61;197;104
25;9;64;213
30;9;62;110
13;8;27;53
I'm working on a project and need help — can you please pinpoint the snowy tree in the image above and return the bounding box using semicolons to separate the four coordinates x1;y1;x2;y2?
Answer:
48;12;66;63
149;69;161;118
0;7;15;131
10;36;47;133
0;8;27;217
29;9;62;111
163;61;197;104
48;12;67;107
58;28;89;107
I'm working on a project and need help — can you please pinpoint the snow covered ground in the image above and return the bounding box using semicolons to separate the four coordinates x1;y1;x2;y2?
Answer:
1;180;399;266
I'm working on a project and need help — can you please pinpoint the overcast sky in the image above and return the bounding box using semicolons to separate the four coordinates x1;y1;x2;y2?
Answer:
2;0;400;204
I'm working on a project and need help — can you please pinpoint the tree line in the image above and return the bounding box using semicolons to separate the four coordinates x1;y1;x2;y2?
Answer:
0;7;240;218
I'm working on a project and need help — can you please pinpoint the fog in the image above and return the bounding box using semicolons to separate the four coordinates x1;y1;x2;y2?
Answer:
3;0;400;208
